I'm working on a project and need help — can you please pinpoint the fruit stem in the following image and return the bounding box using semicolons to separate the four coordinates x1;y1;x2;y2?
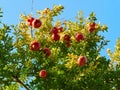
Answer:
31;27;34;38
12;75;29;90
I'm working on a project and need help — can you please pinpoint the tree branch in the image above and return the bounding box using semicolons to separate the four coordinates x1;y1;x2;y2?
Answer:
12;75;29;90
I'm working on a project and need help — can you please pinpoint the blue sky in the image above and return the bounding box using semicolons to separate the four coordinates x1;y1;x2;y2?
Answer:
0;0;120;89
1;0;120;57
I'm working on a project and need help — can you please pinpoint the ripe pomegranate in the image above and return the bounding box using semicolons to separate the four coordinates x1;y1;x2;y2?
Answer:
75;33;84;42
89;22;96;28
63;34;71;42
27;17;34;26
89;22;96;33
39;70;47;78
30;40;41;51
77;56;87;66
51;27;58;34
32;19;42;28
52;33;60;41
43;48;51;58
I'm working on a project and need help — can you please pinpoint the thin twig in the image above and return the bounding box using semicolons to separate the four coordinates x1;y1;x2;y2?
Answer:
12;75;29;90
30;0;34;38
31;0;34;15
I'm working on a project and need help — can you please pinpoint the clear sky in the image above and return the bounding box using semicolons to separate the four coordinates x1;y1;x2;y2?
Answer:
1;0;120;57
0;0;120;89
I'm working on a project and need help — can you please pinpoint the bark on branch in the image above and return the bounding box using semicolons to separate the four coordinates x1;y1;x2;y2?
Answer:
12;75;29;90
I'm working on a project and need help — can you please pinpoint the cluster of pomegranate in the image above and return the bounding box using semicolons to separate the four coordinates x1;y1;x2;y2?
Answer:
88;22;96;33
27;17;96;78
27;17;42;28
30;40;51;57
51;27;87;47
30;40;50;78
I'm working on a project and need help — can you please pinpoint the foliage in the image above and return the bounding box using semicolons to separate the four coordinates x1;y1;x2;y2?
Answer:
0;5;120;90
107;38;120;89
108;38;120;65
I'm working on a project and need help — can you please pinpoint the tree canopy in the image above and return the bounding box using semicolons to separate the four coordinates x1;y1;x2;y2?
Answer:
0;5;120;90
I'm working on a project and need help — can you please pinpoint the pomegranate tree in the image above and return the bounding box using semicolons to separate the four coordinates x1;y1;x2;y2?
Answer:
0;6;120;90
